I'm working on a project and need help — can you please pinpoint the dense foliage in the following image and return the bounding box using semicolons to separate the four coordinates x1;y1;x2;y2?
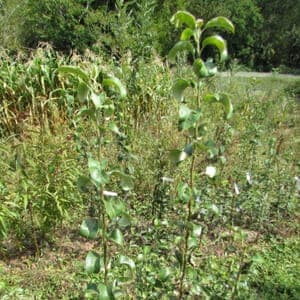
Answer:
0;0;299;70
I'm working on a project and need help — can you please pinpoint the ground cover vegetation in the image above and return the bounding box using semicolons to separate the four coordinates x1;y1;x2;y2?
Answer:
0;2;299;299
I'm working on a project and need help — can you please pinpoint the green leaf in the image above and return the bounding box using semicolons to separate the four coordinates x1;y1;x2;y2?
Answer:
178;107;202;131
120;173;134;191
168;41;195;62
80;218;99;239
204;16;235;33
158;267;172;281
204;93;233;119
77;81;89;103
109;228;124;246
169;144;193;165
103;76;127;98
171;11;196;29
85;251;101;273
85;283;99;299
108;122;124;137
88;158;109;186
119;255;135;271
192;224;202;237
193;59;208;78
173;79;192;101
91;92;105;108
202;35;228;62
97;283;115;300
169;149;188;165
104;199;125;219
219;93;233;119
180;28;194;41
58;65;89;82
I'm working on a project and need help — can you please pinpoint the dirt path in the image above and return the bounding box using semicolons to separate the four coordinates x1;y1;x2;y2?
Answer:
219;71;300;79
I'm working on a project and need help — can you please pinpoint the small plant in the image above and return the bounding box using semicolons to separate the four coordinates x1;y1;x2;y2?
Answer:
58;64;135;298
167;11;234;298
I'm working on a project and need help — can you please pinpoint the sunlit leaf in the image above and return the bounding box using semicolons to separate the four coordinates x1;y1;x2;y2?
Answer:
180;28;194;41
202;35;228;62
158;267;172;281
119;255;135;270
85;251;101;273
88;158;109;186
91;92;105;108
58;65;89;82
168;41;195;62
77;81;89;102
103;76;127;98
171;10;196;29
173;79;193;101
178;105;202;131
109;228;124;246
192;224;202;237
80;218;99;239
204;16;235;33
193;59;209;78
104;198;125;219
97;283;115;300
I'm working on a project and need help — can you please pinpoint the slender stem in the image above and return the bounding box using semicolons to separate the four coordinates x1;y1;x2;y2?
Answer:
179;155;195;299
95;109;109;284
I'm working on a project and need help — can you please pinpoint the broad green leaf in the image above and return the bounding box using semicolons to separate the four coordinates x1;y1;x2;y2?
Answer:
169;144;193;165
177;182;191;203
184;143;193;156
192;224;202;237
77;81;89;102
204;16;235;33
173;79;192;101
171;10;196;29
180;28;194;41
202;35;228;62
178;107;202;131
104;198;125;219
58;65;89;82
91;92;105;108
120;173;134;191
119;255;135;271
179;104;192;120
85;283;99;299
109;228;124;246
159;267;172;281
85;251;101;273
169;149;188;165
108;122;124;137
168;41;195;62
193;59;209;78
103;76;127;98
97;283;115;300
88;158;109;186
188;236;198;249
204;93;233;119
219;93;233;119
80;218;99;239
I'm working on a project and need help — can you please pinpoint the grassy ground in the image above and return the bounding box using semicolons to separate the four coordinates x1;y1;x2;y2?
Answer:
0;55;299;299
